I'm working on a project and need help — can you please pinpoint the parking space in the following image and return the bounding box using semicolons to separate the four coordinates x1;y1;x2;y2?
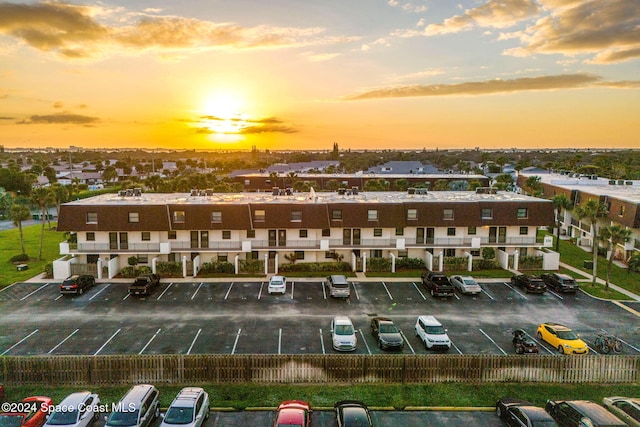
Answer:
1;279;639;357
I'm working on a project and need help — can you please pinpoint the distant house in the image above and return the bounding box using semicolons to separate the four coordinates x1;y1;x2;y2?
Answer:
366;161;439;175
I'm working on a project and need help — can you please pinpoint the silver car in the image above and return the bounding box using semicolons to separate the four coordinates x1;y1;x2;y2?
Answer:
160;388;210;427
44;392;100;427
450;275;482;295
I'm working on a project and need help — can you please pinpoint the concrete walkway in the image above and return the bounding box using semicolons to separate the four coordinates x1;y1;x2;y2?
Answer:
559;261;640;302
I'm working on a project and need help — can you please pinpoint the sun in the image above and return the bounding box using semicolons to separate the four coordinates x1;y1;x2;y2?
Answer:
198;92;249;137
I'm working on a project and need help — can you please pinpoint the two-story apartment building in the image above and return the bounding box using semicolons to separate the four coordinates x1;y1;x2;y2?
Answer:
56;188;553;278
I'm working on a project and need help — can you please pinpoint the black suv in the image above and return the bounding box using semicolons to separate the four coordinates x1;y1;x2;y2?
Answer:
370;317;404;351
541;273;579;293
510;274;546;294
60;274;95;295
545;400;626;426
421;271;455;297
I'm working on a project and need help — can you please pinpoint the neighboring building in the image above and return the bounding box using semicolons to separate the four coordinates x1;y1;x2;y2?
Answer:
517;171;640;260
365;161;439;174
56;188;553;279
232;173;489;192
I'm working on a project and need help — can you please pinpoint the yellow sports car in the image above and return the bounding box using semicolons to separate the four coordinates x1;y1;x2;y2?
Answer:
536;322;589;354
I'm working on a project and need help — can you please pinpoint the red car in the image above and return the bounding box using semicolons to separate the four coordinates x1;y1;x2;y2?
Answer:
0;396;53;427
272;400;311;427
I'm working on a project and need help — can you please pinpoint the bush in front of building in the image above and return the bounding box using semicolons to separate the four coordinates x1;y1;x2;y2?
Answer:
279;261;351;273
156;261;183;277
518;255;543;270
198;261;235;275
395;257;426;270
238;259;264;274
472;258;501;270
367;257;391;272
119;265;152;277
43;262;53;278
443;256;467;271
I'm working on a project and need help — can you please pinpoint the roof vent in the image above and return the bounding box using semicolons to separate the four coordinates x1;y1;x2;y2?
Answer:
352;186;359;195
190;189;198;196
338;188;346;195
272;187;280;196
118;190;127;197
133;188;142;197
416;188;428;195
407;188;416;195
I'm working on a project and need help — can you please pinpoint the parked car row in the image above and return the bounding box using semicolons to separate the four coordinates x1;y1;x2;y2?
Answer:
273;400;373;427
497;396;640;427
511;323;591;355
511;273;580;294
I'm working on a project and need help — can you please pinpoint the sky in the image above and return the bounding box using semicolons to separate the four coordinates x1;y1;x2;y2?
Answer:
1;0;639;151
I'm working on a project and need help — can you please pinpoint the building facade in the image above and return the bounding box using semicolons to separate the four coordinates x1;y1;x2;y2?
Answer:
56;189;553;278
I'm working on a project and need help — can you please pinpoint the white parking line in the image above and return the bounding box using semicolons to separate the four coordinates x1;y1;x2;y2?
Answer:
122;293;130;301
224;282;234;300
54;294;63;301
322;282;327;299
588;345;600;355
156;283;173;300
258;282;264;299
454;293;460;301
480;286;495;300
278;329;282;354
479;328;507;355
352;283;360;300
191;283;204;300
359;329;371;355
412;282;427;300
89;284;111;301
290;282;295;300
1;329;39;355
525;331;554;354
93;328;121;356
19;283;50;301
319;329;325;354
381;282;393;300
187;328;201;355
400;331;415;355
503;282;528;300
0;282;18;293
231;329;242;354
139;328;162;354
451;341;463;355
48;329;79;354
547;289;564;300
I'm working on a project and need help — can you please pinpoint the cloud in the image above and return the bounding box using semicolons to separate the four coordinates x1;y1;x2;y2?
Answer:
595;80;640;88
503;0;640;63
344;73;602;100
387;0;428;13
192;115;297;135
239;124;298;134
53;101;64;109
0;1;357;60
0;116;15;120
425;0;539;35
18;112;100;125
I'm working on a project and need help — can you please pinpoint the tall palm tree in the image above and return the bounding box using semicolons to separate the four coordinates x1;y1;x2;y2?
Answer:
524;176;543;197
30;187;53;260
551;194;573;253
51;183;69;219
599;225;632;290
9;203;31;255
574;199;609;286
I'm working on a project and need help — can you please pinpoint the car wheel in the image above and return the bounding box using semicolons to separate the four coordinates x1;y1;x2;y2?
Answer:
430;289;434;297
558;345;565;354
79;288;83;295
536;331;542;340
496;406;502;417
379;341;383;349
154;405;160;419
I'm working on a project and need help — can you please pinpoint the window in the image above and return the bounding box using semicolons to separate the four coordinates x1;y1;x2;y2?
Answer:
398;250;408;258
332;209;343;220
168;230;177;240
247;229;255;238
373;228;382;237
173;211;185;223
137;254;148;264
299;229;308;238
128;212;139;223
447;227;456;236
443;209;454;220
211;211;222;223
325;251;337;259
481;208;493;219
168;253;176;262
254;210;265;221
407;209;417;220
370;249;382;258
222;230;231;240
520;227;529;235
368;210;378;221
86;232;95;241
322;228;330;237
200;231;209;248
445;248;456;257
395;227;404;236
141;232;150;241
517;208;528;219
470;249;480;257
295;251;304;260
218;255;228;262
619;205;626;216
86;212;97;224
468;226;476;235
291;210;302;222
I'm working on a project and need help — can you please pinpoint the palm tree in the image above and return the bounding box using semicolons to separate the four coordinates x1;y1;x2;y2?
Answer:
599;225;632;290
9;203;31;255
51;183;69;219
628;253;640;273
574;199;609;286
551;194;572;253
31;187;53;260
524;176;543;197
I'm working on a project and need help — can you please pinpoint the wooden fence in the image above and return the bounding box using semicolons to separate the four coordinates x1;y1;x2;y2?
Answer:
2;354;639;386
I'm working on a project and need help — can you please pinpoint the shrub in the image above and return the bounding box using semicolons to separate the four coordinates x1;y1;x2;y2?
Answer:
395;257;425;270
127;256;139;267
43;262;53;278
120;266;136;277
156;261;183;277
10;253;29;263
137;265;152;275
481;247;496;260
199;261;235;275
239;259;264;274
518;255;543;270
279;261;350;273
443;256;467;271
367;257;391;272
473;259;501;270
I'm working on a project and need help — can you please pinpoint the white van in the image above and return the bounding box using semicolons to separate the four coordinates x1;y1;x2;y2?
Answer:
415;315;451;351
106;384;159;427
327;275;350;298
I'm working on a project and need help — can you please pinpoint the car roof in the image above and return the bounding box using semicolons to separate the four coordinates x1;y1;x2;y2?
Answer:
170;387;204;406
333;316;353;324
544;322;571;331
336;401;370;423
417;315;441;325
562;400;627;424
58;391;92;407
271;275;285;280
555;274;574;280
517;406;555;421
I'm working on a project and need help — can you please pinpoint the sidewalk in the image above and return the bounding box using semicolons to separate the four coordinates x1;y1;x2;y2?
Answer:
559;261;640;302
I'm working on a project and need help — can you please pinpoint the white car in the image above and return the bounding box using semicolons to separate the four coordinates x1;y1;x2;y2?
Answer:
44;391;100;427
268;275;287;294
160;387;209;427
331;316;357;352
449;275;482;295
415;315;451;351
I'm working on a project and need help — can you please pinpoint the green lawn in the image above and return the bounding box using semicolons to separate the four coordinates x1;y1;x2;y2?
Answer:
4;383;640;410
0;222;65;287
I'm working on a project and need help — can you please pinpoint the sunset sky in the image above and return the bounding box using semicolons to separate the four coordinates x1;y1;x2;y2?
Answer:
1;0;639;151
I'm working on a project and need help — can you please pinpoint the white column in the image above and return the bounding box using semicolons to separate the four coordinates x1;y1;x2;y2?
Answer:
274;253;279;274
264;254;269;275
390;253;396;273
235;255;239;275
182;256;187;278
362;253;367;274
466;252;473;271
438;251;444;271
513;250;519;271
151;257;157;274
96;259;103;280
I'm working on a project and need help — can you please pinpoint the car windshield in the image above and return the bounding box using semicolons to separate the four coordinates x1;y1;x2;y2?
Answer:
463;279;477;285
425;326;445;335
163;407;194;425
107;410;139;427
0;415;25;427
379;324;398;334
271;279;283;285
334;325;354;335
47;410;78;426
556;330;579;340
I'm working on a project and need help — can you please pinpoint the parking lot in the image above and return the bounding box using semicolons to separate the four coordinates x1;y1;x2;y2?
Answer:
1;278;639;357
